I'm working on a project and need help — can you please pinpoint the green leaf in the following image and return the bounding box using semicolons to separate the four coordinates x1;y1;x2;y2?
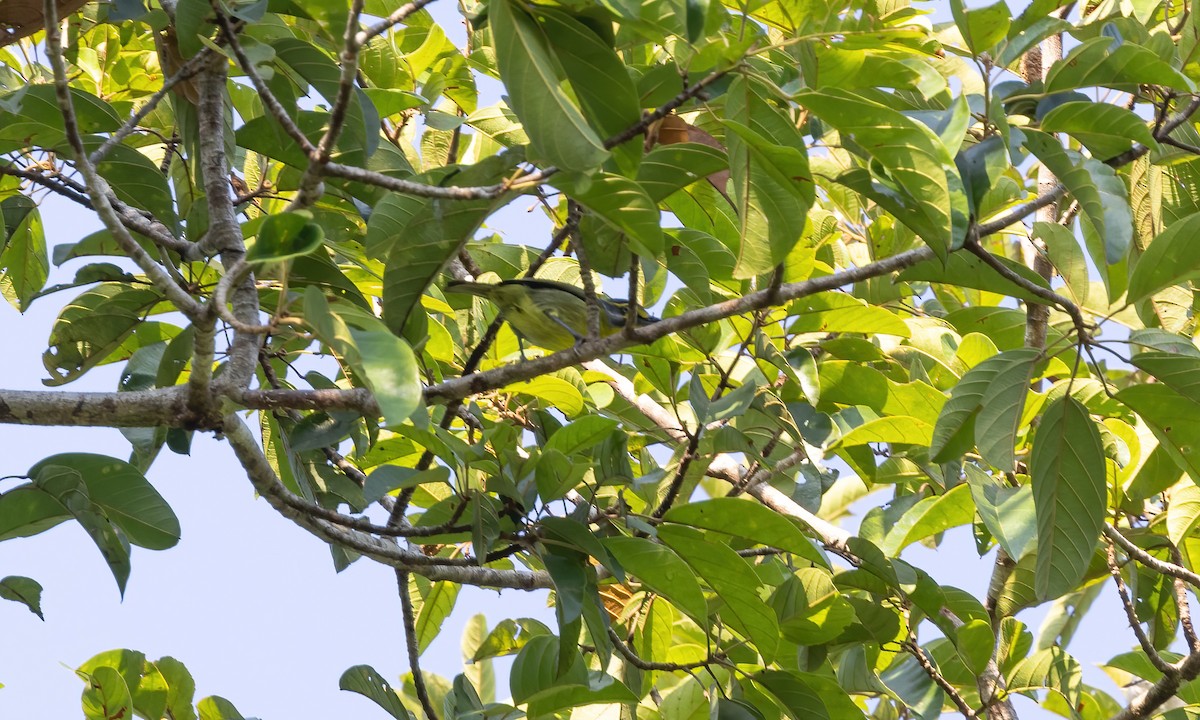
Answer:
950;0;1011;53
461;615;495;704
380;168;503;332
1022;129;1132;267
245;211;325;263
552;173;663;256
930;348;1038;467
0;195;47;311
602;536;708;626
955;619;996;676
836;416;934;448
489;0;608;171
788;292;911;337
755;670;866;720
897;252;1052;304
0;86;121;146
0;576;44;619
879;484;976;556
93;142;179;234
975;349;1039;472
340;667;410;715
509;634;586;704
1132;352;1200;404
544;416;619;457
965;465;1037;561
42;283;164;386
415;580;459;654
536;7;640;169
725;79;814;277
272;38;377;156
35;465;131;596
1127;212;1200;304
1044;36;1194;93
638;143;729;202
1031;397;1106;601
1039;101;1156;160
197;695;247;720
1118;383;1200;483
82;666;134;720
502;376;585;418
657;524;780;661
347;329;421;427
25;453;180;549
174;0;215;56
153;657;197;720
664;497;829;568
1035;221;1089;304
799;88;964;256
771;570;856;645
473;618;552;661
1006;646;1082;708
879;653;944;720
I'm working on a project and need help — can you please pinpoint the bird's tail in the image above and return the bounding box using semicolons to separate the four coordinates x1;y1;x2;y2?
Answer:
599;297;660;327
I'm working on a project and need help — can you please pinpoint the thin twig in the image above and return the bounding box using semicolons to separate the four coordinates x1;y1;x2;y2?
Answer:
1107;539;1178;676
607;626;726;671
1105;525;1200;589
399;569;442;720
964;239;1090;342
89;48;212;164
355;0;439;47
1168;543;1200;653
902;640;977;718
212;5;315;154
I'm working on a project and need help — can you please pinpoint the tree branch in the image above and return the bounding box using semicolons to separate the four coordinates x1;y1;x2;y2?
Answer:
0;161;201;261
1104;525;1200;589
1106;539;1177;676
0;386;194;427
40;1;203;318
398;570;441;720
195;53;263;391
219;412;551;589
88;48;212;165
355;0;438;47
965;239;1090;342
902;640;977;719
289;0;366;208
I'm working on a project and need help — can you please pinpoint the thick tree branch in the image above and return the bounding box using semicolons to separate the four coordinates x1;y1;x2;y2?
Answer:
195;54;263;390
0;386;192;427
423;247;934;402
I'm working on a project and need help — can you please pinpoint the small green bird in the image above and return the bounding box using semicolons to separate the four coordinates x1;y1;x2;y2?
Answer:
447;278;659;352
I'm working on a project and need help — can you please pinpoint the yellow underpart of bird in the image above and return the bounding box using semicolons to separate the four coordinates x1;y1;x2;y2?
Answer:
447;278;659;352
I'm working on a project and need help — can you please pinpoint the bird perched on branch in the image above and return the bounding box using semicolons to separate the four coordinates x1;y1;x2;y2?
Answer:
447;278;659;353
